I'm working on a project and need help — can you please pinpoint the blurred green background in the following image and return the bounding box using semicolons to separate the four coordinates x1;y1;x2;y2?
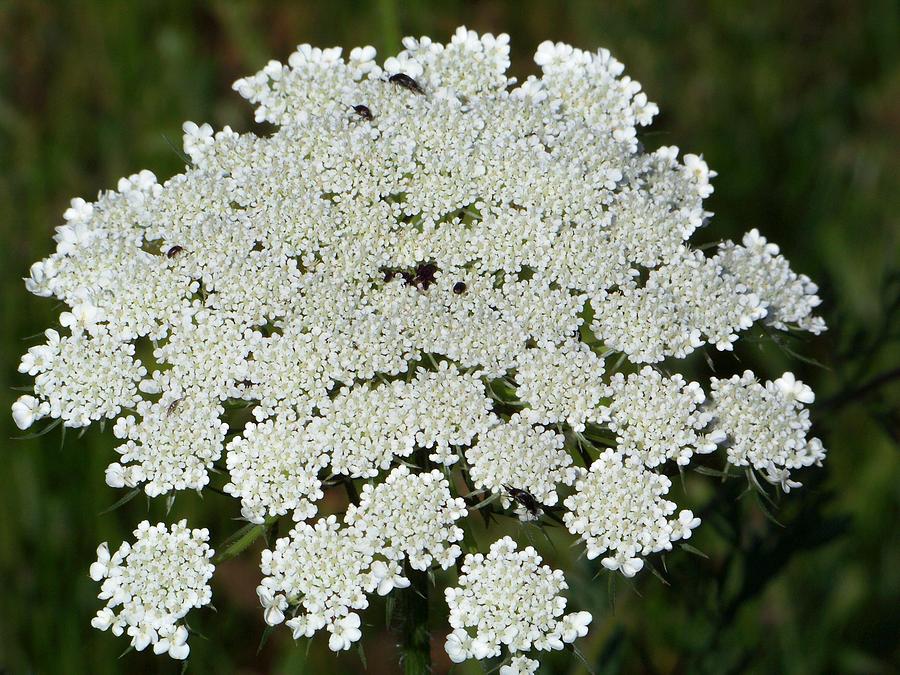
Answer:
1;1;898;673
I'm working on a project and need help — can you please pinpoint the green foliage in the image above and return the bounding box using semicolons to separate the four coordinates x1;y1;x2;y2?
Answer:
1;1;897;673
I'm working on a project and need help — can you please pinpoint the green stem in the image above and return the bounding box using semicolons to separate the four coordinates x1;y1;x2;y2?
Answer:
343;476;360;505
395;566;431;675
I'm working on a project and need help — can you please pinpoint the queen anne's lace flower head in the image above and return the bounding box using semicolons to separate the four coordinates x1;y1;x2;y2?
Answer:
711;371;825;490
15;25;829;668
19;327;145;428
109;387;229;497
306;362;495;478
344;465;467;570
258;516;383;651
500;656;541;675
444;537;592;663
591;248;767;362
224;413;329;523
563;449;700;576
515;340;606;431
715;229;825;334
597;366;721;467
465;413;579;517
89;520;214;660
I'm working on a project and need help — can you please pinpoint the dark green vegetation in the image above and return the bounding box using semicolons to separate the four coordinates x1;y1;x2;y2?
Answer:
1;1;897;673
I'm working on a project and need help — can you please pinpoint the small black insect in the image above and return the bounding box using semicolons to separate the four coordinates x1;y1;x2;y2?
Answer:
503;484;542;517
381;263;438;290
413;262;438;290
166;398;182;416
452;281;467;295
166;245;183;258
352;104;374;121
388;72;425;95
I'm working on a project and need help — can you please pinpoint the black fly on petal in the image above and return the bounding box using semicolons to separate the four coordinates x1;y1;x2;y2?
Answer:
503;484;542;517
352;105;374;121
388;73;426;95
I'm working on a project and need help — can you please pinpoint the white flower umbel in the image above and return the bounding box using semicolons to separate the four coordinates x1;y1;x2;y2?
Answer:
465;414;578;517
224;413;329;523
563;449;699;576
515;341;606;432
89;520;214;660
444;537;591;663
591;248;767;363
14;25;831;667
500;656;541;675
596;366;721;467
259;516;377;651
313;379;420;479
715;229;825;334
406;362;497;465
345;465;467;570
110;393;228;497
20;327;145;428
711;371;826;491
315;363;496;477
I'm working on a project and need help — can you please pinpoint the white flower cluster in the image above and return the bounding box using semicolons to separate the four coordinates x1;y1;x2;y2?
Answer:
465;414;578;516
16;26;831;667
563;449;700;576
596;366;721;467
591;247;767;362
345;465;467;570
444;537;592;663
715;229;825;334
89;520;214;660
316;363;496;477
223;413;329;523
107;389;229;496
515;341;606;431
259;466;467;651
500;656;541;675
258;516;378;651
711;371;825;491
16;327;145;428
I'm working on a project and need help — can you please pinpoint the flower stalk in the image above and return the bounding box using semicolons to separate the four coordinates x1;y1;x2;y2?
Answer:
395;565;431;675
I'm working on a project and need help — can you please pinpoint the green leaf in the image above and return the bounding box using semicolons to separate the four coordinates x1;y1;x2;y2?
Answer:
471;492;499;510
693;465;729;478
357;641;368;669
608;572;617;611
746;468;777;507
214;520;272;563
753;492;785;528
649;563;670;586
568;643;597;675
99;488;141;515
13;417;62;440
257;625;275;655
679;542;709;559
